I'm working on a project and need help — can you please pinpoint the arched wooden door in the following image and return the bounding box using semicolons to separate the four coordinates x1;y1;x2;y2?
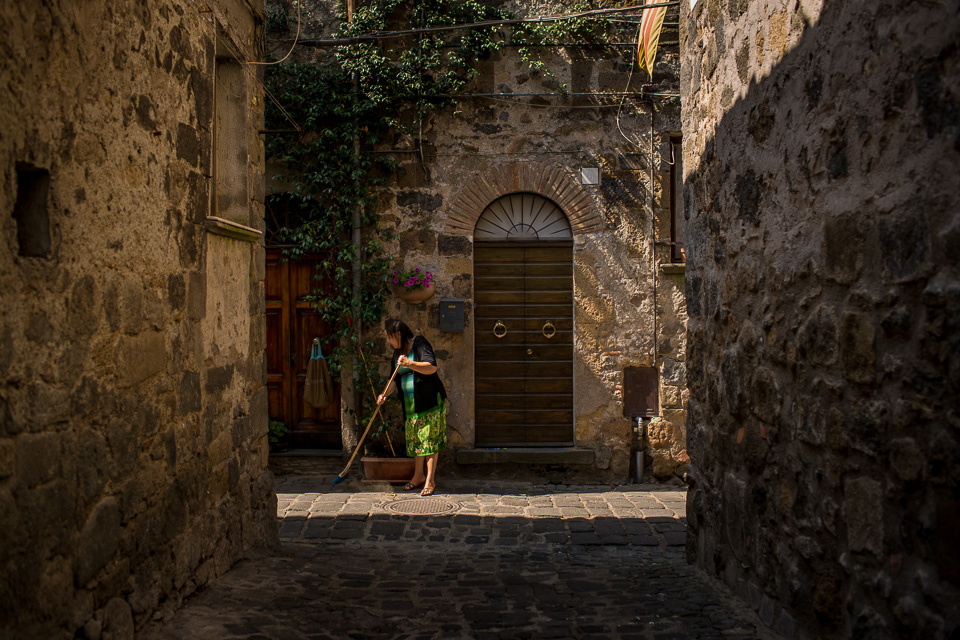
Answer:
474;193;574;446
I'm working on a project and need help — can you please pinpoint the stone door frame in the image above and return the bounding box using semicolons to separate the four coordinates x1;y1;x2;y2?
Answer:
444;162;602;237
445;161;601;449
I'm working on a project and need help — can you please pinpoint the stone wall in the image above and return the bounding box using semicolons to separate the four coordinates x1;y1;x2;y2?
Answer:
388;50;687;484
268;0;689;483
0;1;277;637
681;0;959;636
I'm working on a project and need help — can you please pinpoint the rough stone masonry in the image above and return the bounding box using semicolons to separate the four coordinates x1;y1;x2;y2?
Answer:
0;1;278;638
266;0;690;484
681;0;960;637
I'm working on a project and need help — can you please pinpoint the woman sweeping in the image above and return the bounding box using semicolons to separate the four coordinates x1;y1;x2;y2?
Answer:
377;317;447;496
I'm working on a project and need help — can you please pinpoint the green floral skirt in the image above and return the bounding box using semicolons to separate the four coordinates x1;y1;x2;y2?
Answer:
404;397;447;457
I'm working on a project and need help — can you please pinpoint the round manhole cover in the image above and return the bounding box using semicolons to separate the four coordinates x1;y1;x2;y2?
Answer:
381;497;461;516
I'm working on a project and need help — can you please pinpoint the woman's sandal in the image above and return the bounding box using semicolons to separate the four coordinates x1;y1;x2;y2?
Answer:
404;482;422;491
420;486;435;496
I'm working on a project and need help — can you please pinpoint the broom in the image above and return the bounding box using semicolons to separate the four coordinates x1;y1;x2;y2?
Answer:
331;362;401;485
356;348;397;457
346;315;396;457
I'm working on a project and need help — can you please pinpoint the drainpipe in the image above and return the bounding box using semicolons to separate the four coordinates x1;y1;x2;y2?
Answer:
349;0;360;354
634;417;645;483
349;81;362;452
647;99;658;485
346;0;362;454
351;75;362;359
649;99;658;368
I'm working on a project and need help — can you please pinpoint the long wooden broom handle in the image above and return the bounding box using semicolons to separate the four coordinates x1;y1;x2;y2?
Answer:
356;347;397;457
341;362;402;471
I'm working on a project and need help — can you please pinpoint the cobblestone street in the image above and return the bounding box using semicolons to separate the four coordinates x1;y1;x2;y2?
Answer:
143;463;778;640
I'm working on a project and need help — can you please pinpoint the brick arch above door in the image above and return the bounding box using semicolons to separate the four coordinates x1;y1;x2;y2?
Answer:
444;162;602;236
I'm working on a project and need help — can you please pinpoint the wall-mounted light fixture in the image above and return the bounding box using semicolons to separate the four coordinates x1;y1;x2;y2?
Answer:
580;167;600;185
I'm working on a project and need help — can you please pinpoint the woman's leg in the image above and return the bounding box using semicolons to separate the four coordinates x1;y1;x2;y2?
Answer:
408;455;426;486
405;417;426;487
422;453;439;493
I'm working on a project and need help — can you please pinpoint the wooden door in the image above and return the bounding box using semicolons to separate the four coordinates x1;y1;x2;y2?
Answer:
265;249;342;448
474;241;573;446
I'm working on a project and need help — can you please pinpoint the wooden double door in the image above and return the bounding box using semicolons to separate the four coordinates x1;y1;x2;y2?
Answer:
474;241;574;446
265;249;341;448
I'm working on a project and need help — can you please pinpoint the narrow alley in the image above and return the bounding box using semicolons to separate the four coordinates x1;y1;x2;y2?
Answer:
143;461;779;640
5;1;957;638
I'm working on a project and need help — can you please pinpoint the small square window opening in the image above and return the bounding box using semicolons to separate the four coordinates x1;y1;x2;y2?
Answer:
13;162;52;258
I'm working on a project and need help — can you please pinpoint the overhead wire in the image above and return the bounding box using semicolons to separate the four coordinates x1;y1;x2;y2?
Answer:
286;1;681;46
184;0;302;131
373;148;639;157
214;24;302;132
478;95;645;109
231;1;678;133
249;0;301;65
616;24;645;148
186;0;680;133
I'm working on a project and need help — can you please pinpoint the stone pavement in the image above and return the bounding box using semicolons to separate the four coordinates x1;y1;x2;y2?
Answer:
143;465;780;640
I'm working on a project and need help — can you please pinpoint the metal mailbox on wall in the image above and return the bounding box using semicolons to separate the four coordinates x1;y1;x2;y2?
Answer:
439;298;464;332
623;366;659;417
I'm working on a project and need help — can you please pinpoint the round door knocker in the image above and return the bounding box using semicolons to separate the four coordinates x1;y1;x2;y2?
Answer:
493;321;507;339
542;321;556;339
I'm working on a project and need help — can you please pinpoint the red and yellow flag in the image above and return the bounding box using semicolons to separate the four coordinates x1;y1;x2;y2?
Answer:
637;0;668;78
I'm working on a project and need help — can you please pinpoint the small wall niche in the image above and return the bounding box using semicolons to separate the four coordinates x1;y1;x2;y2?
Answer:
13;162;52;258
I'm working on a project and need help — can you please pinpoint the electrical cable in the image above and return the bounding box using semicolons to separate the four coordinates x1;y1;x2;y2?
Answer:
215;26;302;132
249;0;301;65
477;96;639;109
373;149;599;157
615;24;644;148
288;1;681;47
188;0;302;131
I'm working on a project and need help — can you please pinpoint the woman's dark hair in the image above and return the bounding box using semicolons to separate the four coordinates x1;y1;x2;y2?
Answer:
384;317;414;352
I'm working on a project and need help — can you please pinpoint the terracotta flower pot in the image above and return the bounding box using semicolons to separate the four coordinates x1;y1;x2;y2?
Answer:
395;286;435;304
361;456;416;484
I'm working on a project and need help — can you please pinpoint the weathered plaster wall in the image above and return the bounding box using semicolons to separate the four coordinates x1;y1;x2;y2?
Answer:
0;1;277;637
681;0;959;636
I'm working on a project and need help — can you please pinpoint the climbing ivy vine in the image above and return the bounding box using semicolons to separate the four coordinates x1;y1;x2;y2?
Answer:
263;0;616;442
